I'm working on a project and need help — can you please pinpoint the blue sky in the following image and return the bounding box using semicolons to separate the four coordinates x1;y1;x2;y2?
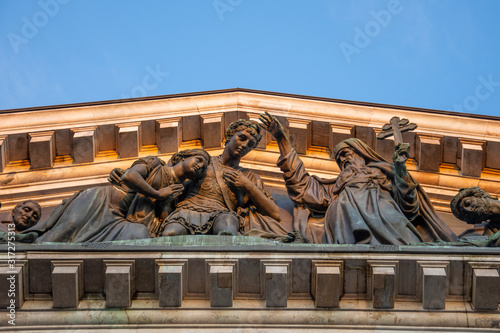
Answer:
1;0;499;117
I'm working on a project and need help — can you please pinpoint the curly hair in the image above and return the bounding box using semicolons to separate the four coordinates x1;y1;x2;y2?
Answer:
169;149;211;166
450;187;496;224
224;119;262;146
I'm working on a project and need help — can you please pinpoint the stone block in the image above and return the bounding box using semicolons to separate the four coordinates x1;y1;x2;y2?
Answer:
459;139;485;177
116;123;141;158
51;261;83;308
472;268;499;310
422;267;447;309
330;123;354;158
312;262;342;308
416;134;442;172
265;265;288;307
201;113;224;149
209;265;234;307
71;127;96;164
288;119;311;155
158;265;184;307
371;266;395;308
29;131;55;169
104;260;135;308
156;118;182;154
0;135;8;172
0;266;24;308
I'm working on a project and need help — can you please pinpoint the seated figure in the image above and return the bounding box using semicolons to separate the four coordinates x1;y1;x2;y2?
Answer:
259;112;456;245
160;119;290;238
21;149;210;243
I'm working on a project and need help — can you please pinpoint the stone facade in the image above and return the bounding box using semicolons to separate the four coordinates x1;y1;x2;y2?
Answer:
1;88;500;331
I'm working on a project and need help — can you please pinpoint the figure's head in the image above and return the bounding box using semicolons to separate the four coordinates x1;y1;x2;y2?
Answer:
450;187;497;224
334;141;366;171
12;200;41;231
224;119;262;158
170;149;210;179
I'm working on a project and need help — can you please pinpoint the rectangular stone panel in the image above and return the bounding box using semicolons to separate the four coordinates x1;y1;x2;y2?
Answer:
51;261;83;308
0;135;8;172
472;268;499;310
158;265;184;307
29;131;55;169
265;264;288;307
288;119;311;155
485;141;500;170
71;127;96;164
459;139;485;177
0;266;24;308
418;261;449;310
97;124;116;152
8;133;29;162
29;259;52;293
84;259;104;293
312;261;342;308
104;260;135;308
141;120;156;146
371;266;396;308
54;129;72;156
330;123;354;157
291;259;311;297
416;134;442;172
201;113;224;149
397;260;417;297
116;123;141;159
182;115;201;142
209;265;234;307
311;121;330;148
237;258;260;297
156;118;182;154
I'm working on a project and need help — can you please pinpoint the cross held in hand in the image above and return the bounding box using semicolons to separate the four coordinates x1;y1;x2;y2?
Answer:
377;116;417;145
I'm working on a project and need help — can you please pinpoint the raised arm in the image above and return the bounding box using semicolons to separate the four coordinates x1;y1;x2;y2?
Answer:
259;111;292;157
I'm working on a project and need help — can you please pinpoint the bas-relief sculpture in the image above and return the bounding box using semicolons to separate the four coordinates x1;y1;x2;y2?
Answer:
25;149;211;243
2;120;292;243
451;187;500;247
259;112;456;245
0;200;41;233
8;115;497;247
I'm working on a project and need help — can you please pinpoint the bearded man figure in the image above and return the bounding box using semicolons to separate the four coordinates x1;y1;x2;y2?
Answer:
260;112;456;245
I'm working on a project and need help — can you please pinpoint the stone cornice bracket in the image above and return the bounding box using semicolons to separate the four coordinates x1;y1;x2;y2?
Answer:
29;131;55;170
156;117;182;154
71;127;97;164
0;135;8;172
116;122;142;159
330;123;355;158
458;138;486;177
416;133;443;172
201;113;224;149
288;118;311;155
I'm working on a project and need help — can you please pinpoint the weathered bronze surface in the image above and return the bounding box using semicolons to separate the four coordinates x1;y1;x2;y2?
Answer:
260;112;456;245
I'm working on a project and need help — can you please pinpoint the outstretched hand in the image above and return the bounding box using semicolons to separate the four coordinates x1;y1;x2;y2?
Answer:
259;111;285;140
157;184;185;201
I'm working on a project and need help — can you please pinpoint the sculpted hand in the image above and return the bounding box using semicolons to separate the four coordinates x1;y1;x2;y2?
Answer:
223;170;253;191
108;168;125;185
259;111;285;141
393;143;410;177
157;184;184;200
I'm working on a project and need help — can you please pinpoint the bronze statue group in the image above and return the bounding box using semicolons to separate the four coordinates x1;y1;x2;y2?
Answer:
2;113;499;246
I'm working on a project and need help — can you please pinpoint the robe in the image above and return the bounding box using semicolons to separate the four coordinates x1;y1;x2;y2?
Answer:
26;156;178;243
277;139;457;245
